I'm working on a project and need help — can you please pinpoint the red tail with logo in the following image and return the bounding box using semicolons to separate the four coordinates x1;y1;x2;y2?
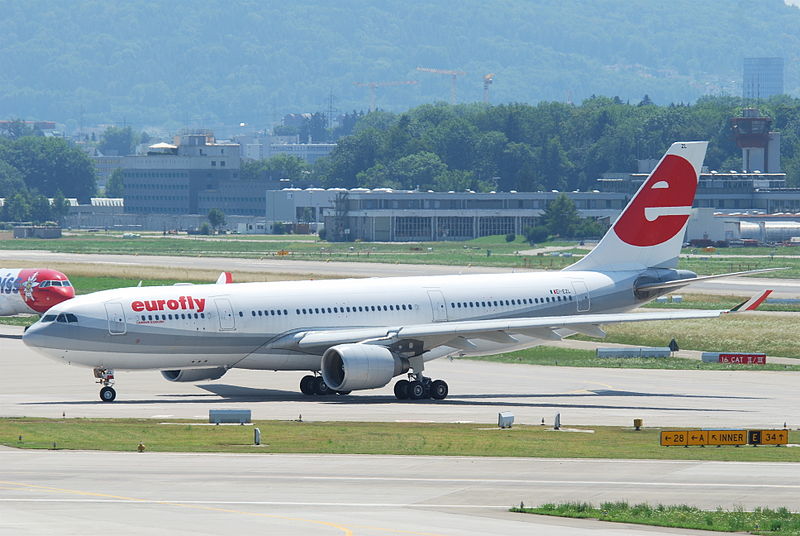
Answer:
565;141;707;272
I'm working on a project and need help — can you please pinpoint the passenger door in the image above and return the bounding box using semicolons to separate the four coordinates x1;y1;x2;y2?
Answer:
105;302;126;335
571;280;590;312
215;297;236;331
427;289;448;322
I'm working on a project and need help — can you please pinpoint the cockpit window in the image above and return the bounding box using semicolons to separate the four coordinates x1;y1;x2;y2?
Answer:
56;314;66;323
55;313;78;323
41;314;57;322
39;280;72;288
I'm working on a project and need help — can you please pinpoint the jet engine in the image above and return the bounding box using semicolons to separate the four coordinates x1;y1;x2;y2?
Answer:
321;344;409;392
161;367;227;382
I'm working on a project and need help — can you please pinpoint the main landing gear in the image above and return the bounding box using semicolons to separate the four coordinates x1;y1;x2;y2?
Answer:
393;374;448;401
94;368;116;402
299;374;350;396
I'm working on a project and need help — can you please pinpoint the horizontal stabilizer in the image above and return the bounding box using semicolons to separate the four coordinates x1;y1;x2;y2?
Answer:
635;267;787;293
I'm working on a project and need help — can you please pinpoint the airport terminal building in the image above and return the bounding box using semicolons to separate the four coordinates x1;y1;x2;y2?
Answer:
265;168;796;242
267;188;626;241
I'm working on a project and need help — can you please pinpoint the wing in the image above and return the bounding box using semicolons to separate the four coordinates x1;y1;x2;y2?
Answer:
275;290;771;355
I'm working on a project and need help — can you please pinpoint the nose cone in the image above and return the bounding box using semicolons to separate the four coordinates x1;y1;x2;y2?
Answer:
38;286;75;309
53;285;75;302
23;316;67;362
22;319;51;353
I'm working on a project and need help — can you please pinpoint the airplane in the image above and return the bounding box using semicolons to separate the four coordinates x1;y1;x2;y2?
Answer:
0;268;74;316
23;141;773;402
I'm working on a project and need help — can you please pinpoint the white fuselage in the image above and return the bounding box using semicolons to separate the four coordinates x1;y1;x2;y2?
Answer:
23;270;642;372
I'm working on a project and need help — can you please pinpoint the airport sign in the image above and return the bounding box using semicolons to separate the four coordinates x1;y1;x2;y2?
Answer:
661;429;788;447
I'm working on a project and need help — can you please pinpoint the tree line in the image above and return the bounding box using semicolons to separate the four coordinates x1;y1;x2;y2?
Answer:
0;127;96;222
302;95;800;192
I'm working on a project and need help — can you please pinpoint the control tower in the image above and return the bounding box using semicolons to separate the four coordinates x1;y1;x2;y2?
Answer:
730;108;781;172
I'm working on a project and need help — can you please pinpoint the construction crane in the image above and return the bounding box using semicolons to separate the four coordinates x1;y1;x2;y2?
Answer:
416;67;467;104
483;73;495;104
353;80;418;112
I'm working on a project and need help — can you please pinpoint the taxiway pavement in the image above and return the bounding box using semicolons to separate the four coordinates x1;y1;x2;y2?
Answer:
2;449;795;535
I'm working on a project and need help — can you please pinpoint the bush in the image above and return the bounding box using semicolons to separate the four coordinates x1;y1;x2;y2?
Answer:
523;225;549;245
505;233;516;242
198;222;211;235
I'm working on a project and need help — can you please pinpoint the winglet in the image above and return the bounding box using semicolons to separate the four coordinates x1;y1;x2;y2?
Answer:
216;272;233;284
729;290;772;313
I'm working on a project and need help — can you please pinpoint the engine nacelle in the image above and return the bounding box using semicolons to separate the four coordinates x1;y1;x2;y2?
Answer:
321;344;408;392
161;367;227;382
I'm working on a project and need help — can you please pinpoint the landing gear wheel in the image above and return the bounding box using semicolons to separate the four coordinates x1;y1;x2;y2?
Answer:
100;386;116;402
313;376;332;396
299;375;315;395
394;379;410;400
336;390;351;396
430;380;449;400
408;381;426;400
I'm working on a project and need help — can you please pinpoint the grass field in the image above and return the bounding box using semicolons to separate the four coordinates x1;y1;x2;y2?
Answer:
595;313;800;358
513;502;800;535
0;234;581;269
1;418;797;461
467;345;800;370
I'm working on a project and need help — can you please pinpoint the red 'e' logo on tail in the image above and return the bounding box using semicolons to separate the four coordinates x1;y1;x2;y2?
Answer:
613;154;697;247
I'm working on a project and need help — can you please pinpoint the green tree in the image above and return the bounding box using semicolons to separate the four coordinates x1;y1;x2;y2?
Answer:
0;160;26;197
523;225;549;245
541;194;580;237
2;192;31;221
98;126;138;156
207;208;226;231
358;151;447;190
105;169;125;197
50;191;70;222
29;194;52;223
5;137;96;201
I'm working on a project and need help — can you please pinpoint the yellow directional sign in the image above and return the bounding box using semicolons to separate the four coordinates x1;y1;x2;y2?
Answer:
661;429;788;447
687;430;709;446
706;430;747;446
752;429;789;445
660;431;688;446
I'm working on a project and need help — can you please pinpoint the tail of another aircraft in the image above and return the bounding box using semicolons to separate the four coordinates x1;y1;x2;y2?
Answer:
565;141;708;272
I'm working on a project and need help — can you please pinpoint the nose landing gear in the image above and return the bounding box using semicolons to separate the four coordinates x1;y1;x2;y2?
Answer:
94;368;116;402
